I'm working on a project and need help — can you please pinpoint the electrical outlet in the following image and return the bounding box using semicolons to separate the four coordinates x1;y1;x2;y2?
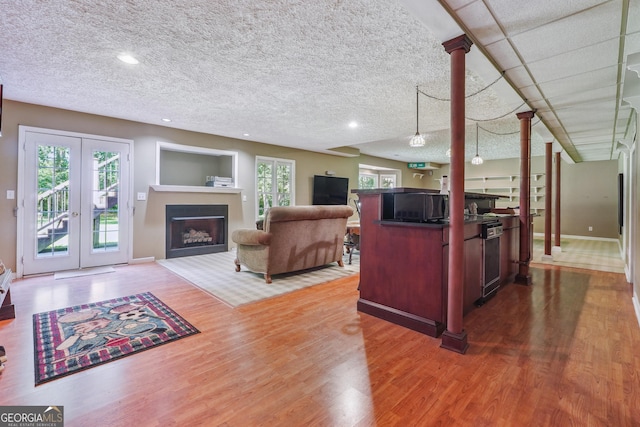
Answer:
588;226;593;231
6;190;15;200
137;192;146;201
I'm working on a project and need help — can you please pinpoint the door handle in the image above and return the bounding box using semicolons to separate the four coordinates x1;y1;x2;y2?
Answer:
71;212;79;217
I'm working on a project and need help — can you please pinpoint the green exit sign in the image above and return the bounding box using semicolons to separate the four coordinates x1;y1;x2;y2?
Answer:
407;162;426;169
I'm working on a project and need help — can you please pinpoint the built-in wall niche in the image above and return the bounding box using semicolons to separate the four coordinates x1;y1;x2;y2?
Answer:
153;142;240;193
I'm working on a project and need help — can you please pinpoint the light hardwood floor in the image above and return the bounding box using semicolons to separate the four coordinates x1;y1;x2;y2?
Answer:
0;259;639;426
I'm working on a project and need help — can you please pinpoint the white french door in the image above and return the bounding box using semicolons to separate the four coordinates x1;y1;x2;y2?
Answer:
19;127;132;276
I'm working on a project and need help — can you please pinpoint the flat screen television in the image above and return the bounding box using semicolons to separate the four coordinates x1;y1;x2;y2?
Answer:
312;175;349;205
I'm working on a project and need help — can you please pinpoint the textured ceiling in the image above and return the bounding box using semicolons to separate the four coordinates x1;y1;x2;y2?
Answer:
0;0;637;166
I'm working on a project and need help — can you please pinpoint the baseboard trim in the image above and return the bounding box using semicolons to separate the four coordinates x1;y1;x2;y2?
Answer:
129;257;155;264
532;232;618;243
617;240;632;283
540;254;554;262
357;298;444;338
624;264;632;283
633;290;640;329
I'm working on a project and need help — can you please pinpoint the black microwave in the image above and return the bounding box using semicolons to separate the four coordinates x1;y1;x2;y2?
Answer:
393;193;448;222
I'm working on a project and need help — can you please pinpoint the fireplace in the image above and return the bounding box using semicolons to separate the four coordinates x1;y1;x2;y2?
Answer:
166;205;228;259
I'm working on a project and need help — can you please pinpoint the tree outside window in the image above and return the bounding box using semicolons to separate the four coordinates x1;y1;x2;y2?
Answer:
359;174;377;189
380;174;396;188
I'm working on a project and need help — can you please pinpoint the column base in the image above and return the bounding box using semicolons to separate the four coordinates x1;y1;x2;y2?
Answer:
541;254;554;262
440;329;469;354
515;273;532;285
552;245;562;253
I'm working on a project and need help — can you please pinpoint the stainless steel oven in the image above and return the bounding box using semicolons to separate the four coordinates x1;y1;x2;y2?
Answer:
481;221;503;300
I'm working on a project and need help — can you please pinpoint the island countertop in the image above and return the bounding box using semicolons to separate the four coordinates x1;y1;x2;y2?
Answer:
354;189;521;337
375;213;519;228
353;187;504;200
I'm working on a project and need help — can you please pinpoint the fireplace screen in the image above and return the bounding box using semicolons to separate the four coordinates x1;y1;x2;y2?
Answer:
166;205;228;258
170;216;224;248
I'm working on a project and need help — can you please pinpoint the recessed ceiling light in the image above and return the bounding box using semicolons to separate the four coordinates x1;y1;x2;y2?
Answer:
243;133;250;137
161;118;171;122
117;54;139;65
348;121;358;128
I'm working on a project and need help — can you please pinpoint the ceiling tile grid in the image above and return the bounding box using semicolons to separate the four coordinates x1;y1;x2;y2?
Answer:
454;1;505;46
536;66;620;101
506;1;621;64
525;38;620;85
485;0;610;37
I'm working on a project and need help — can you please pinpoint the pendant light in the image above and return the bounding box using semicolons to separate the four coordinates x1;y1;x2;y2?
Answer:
409;86;425;147
471;123;484;165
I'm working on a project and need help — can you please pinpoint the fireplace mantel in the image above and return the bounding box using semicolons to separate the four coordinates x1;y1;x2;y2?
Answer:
150;184;242;194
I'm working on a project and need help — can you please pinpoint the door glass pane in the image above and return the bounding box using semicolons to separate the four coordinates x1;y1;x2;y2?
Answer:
276;163;291;207
36;144;70;256
91;151;120;252
257;162;273;218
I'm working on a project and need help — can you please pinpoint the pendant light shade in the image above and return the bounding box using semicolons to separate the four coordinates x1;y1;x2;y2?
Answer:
409;86;425;147
410;132;425;147
471;123;483;165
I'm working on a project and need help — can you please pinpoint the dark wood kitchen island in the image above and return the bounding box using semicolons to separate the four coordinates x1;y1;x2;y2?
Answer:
354;188;519;337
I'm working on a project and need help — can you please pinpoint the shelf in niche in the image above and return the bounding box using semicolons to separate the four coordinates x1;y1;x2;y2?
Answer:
150;185;243;194
156;141;239;188
466;175;517;182
465;173;544;183
465;173;545;206
476;187;518;193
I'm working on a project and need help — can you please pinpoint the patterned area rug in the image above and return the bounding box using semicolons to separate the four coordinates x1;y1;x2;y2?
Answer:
33;292;199;385
157;249;359;307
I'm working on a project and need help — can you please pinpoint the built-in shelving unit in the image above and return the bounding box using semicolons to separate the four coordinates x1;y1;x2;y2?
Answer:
154;141;239;192
465;173;545;213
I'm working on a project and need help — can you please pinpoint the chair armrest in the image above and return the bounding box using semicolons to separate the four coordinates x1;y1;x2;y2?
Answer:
231;229;271;246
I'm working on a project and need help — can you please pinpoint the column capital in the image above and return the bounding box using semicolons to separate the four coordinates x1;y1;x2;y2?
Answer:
442;34;473;54
516;111;535;120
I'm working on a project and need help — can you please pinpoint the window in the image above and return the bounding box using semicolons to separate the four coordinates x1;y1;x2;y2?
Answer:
359;173;378;189
359;172;397;189
256;157;295;219
380;174;396;188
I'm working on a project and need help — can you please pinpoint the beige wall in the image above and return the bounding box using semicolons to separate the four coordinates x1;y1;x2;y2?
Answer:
0;100;422;269
630;115;639;305
560;159;619;238
0;100;621;271
435;156;619;237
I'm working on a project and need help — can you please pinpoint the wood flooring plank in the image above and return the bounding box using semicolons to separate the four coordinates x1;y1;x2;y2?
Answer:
0;262;639;426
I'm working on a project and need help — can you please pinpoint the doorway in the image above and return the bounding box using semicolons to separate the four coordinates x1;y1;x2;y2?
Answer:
18;126;133;276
